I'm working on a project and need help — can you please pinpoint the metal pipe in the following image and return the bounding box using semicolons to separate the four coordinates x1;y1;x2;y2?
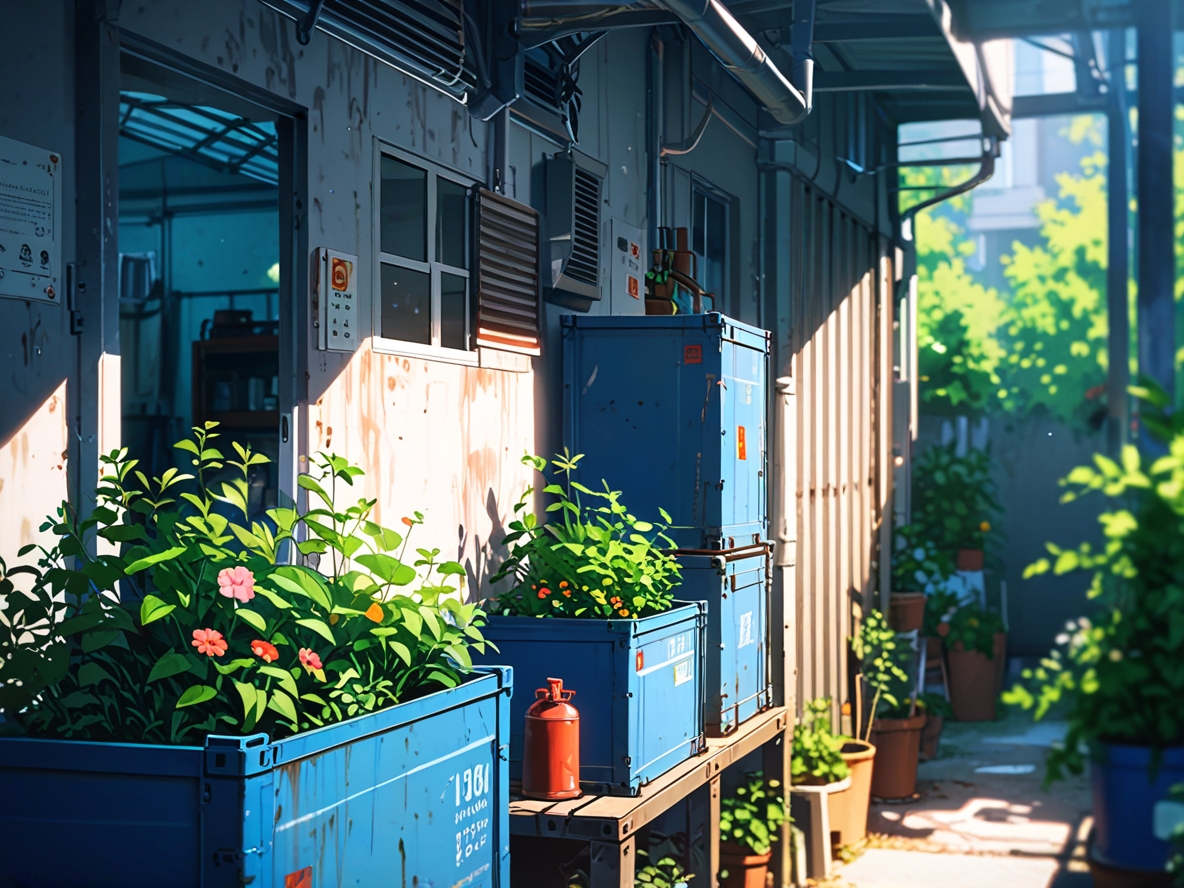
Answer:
656;0;809;125
1107;27;1130;454
899;137;998;240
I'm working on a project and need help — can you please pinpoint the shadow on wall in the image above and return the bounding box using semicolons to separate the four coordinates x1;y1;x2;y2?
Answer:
0;382;70;557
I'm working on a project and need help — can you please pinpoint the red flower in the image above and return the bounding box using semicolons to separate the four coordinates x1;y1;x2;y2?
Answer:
250;639;280;663
299;647;323;672
192;628;227;657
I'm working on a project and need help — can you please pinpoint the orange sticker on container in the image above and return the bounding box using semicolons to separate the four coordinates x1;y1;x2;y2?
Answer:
737;426;747;460
684;344;702;364
331;257;351;291
636;651;644;672
627;275;640;299
285;867;312;888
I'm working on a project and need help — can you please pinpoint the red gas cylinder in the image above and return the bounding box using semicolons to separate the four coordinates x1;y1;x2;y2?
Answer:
522;677;581;800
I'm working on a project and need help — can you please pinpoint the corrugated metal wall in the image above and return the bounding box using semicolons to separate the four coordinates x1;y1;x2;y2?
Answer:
782;177;894;726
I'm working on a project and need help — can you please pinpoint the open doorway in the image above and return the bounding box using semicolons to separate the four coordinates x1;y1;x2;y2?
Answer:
117;57;284;520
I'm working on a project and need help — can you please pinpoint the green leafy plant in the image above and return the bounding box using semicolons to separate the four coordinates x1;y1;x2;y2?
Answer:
791;697;851;785
489;451;680;619
852;608;913;736
891;524;955;593
1169;782;1184;888
720;771;789;857
635;851;693;888
917;691;954;720
0;423;487;745
942;601;1004;657
912;443;1000;552
1004;379;1184;780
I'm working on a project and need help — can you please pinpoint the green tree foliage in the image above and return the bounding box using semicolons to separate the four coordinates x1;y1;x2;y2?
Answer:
904;117;1110;427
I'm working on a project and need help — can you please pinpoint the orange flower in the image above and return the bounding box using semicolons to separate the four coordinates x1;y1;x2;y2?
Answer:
192;628;227;657
299;648;323;672
618;609;630;617
250;639;279;663
537;591;547;599
559;581;569;589
562;590;572;597
401;516;414;527
365;602;385;623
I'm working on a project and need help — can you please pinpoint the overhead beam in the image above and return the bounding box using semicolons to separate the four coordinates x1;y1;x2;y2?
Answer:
812;16;940;43
813;69;969;92
1011;92;1109;118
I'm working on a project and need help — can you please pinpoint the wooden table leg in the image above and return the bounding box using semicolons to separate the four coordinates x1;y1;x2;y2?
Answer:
590;836;636;888
762;726;792;887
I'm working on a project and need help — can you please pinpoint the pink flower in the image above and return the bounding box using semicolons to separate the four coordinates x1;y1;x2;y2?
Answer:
192;628;228;658
217;565;255;603
298;648;323;673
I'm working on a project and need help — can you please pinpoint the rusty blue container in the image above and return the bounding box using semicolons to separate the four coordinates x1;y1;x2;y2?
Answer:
0;667;511;888
675;543;772;736
562;313;771;549
474;602;706;796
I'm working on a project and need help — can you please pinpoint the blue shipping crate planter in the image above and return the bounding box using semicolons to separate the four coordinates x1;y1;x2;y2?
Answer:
675;543;772;735
0;667;512;888
474;602;707;796
562;313;771;549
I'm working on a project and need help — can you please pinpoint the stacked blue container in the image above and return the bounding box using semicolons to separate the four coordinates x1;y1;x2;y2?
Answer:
562;313;773;735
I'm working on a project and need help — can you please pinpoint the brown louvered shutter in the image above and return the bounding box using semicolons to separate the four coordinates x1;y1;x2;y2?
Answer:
476;189;541;356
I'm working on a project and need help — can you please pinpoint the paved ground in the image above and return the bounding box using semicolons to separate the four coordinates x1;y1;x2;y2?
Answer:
824;708;1092;888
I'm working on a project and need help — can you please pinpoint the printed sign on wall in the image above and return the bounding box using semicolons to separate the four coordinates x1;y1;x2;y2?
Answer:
314;247;360;352
0;135;62;305
610;218;645;316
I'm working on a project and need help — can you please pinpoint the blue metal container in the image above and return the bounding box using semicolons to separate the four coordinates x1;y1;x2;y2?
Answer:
562;313;771;549
474;602;706;796
675;543;772;736
0;667;512;888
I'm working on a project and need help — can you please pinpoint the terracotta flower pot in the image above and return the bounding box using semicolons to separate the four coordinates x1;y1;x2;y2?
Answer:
993;631;1007;694
888;592;926;633
719;841;772;888
956;548;985;571
919;713;944;761
827;740;876;852
947;642;998;721
868;714;925;799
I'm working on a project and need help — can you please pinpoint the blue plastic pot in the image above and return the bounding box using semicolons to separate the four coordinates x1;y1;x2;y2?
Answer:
1090;742;1184;871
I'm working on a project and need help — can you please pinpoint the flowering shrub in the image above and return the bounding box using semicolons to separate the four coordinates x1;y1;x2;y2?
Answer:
942;601;1004;657
489;451;680;619
891;524;954;593
0;423;487;745
1004;379;1184;780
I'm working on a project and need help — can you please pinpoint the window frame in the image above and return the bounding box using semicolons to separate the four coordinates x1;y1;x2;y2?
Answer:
371;141;477;365
690;179;731;311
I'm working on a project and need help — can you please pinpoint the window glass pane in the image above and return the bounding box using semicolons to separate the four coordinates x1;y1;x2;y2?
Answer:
692;190;706;256
380;156;427;261
440;272;468;351
380;263;431;345
437;178;469;268
705;196;726;296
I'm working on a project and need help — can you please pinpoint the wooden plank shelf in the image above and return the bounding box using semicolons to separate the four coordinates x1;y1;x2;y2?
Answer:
509;706;790;887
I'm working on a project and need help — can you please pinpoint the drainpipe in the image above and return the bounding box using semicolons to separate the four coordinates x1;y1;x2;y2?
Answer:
656;0;808;125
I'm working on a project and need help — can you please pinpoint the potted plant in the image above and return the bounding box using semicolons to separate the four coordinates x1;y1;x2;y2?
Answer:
854;608;923;800
918;692;954;761
789;698;873;855
889;525;954;632
720;771;790;888
943;601;1006;721
911;442;1001;572
1004;381;1184;876
0;424;509;887
635;850;693;888
476;451;706;796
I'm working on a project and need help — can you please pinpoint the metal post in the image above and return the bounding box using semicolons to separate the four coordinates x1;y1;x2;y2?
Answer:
74;0;122;522
1108;28;1131;453
1136;0;1175;411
